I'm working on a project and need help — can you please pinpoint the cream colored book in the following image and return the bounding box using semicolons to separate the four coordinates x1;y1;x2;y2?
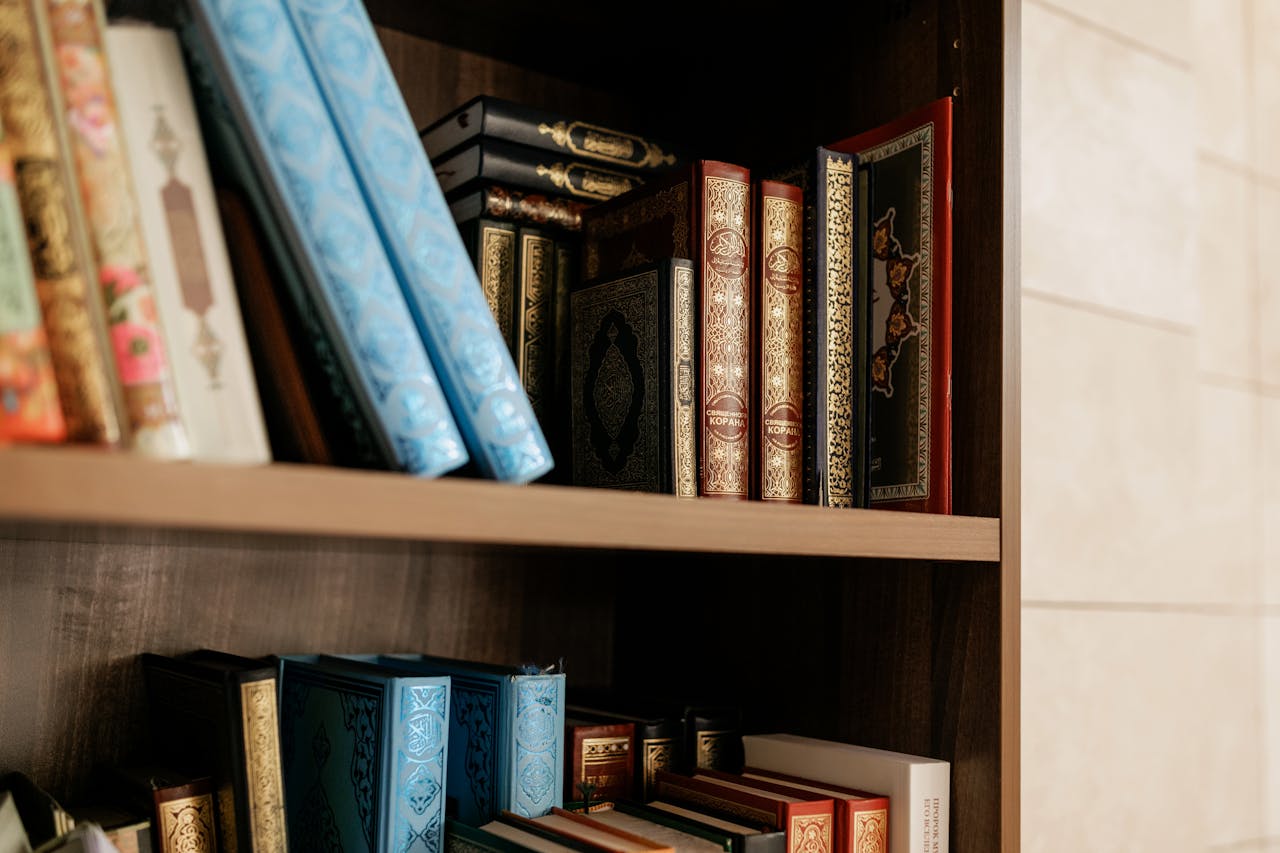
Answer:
105;22;270;464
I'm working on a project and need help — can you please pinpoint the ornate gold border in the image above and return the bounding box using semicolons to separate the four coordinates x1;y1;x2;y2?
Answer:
480;225;515;350
239;680;287;851
674;262;697;499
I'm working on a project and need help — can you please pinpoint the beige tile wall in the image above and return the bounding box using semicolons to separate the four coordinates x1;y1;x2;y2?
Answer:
1021;0;1279;849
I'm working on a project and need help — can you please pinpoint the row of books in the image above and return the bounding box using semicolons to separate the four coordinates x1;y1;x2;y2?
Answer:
0;649;949;853
419;91;954;511
0;0;553;483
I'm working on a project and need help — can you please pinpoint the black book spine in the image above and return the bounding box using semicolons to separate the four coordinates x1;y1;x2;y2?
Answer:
460;217;519;355
442;140;646;202
634;720;684;801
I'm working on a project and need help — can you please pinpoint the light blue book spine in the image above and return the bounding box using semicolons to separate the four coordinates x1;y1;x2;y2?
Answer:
187;0;467;476
280;0;554;483
502;674;565;819
387;679;451;853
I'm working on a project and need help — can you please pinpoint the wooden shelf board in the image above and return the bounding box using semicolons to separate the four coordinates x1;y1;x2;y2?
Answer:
0;446;999;561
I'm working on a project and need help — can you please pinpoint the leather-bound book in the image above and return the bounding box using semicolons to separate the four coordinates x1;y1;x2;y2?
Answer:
752;181;804;503
652;772;833;853
435;139;644;203
460;217;519;354
99;765;217;853
565;699;684;802
769;148;868;509
564;717;635;804
639;800;784;853
738;770;887;853
582;161;752;499
825;98;953;514
517;224;558;428
140;651;287;853
569;259;697;496
450;185;589;233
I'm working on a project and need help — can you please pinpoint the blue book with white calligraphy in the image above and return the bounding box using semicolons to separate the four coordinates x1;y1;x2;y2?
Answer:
333;654;566;825
277;655;451;853
280;0;554;483
178;0;467;476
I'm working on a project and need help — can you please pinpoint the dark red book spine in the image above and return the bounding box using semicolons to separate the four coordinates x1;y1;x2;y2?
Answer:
566;721;635;803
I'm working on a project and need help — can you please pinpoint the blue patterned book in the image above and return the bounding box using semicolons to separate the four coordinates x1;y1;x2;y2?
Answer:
179;0;467;476
280;0;554;483
278;655;451;853
334;654;566;825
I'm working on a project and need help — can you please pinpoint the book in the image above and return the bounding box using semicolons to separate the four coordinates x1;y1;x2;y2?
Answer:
0;0;123;446
561;803;727;853
0;113;65;444
736;771;887;853
683;707;742;774
95;765;216;853
515;224;557;428
421;96;680;174
29;823;117;853
63;804;151;853
651;772;833;853
825;98;952;514
434;139;644;203
569;258;697;496
581;161;752;499
276;655;450;853
564;718;634;804
740;734;947;853
139;651;287;853
105;21;271;465
502;809;672;853
563;700;683;802
45;0;191;459
752;180;804;503
214;186;333;465
0;792;31;853
348;654;566;824
178;0;467;477
639;802;783;853
549;234;577;482
769;148;868;508
459;217;519;353
468;817;604;853
281;0;552;483
450;185;589;233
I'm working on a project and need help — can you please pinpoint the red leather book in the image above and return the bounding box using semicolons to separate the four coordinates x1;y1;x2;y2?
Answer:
825;98;952;514
582;160;752;499
753;180;804;503
653;769;834;853
566;718;636;803
736;768;889;853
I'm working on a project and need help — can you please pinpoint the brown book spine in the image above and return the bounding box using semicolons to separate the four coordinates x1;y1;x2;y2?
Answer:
697;161;751;499
566;722;635;803
0;0;122;444
482;185;587;231
753;181;803;502
153;777;218;853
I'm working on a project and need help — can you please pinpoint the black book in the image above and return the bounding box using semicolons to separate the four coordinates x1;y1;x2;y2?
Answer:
139;651;287;853
771;148;871;508
459;216;520;354
421;94;681;173
434;138;645;203
569;258;698;497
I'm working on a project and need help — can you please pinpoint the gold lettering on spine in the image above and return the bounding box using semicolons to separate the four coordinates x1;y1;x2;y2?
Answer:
701;175;749;497
824;157;855;507
519;232;554;421
853;809;887;853
239;680;287;852
641;739;676;801
536;161;636;201
790;813;833;853
538;119;676;169
480;225;515;350
0;0;120;443
674;263;696;498
761;193;803;502
158;792;218;853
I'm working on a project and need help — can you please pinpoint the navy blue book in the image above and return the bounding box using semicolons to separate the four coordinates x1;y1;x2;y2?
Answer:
332;654;566;826
277;655;451;853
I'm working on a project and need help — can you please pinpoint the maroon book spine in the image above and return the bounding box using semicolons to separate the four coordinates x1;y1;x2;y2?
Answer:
566;721;635;803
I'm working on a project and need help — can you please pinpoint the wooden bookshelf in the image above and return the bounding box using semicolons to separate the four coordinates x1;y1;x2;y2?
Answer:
0;1;1020;851
0;446;999;561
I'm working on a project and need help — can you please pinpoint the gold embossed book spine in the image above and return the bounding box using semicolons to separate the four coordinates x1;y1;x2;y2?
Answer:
753;180;804;503
44;0;191;459
0;0;122;444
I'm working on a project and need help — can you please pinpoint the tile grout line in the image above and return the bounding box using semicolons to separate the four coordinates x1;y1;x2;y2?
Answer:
1023;287;1195;336
1023;599;1280;617
1026;0;1193;70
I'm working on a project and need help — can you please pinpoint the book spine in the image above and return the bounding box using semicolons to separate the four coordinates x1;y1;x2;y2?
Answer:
634;727;680;802
665;259;698;499
551;236;575;482
390;680;450;853
282;0;552;483
45;0;191;459
516;226;556;428
475;185;588;232
153;779;218;853
813;151;858;507
234;675;287;852
460;217;518;353
184;0;466;477
0;116;65;443
106;23;271;465
697;162;751;499
754;181;804;503
0;0;122;445
842;799;888;853
428;99;679;173
781;804;833;853
452;141;644;202
507;675;565;818
566;724;633;803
